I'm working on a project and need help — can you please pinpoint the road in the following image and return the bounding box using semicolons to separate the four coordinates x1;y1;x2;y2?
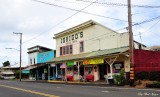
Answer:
0;80;159;97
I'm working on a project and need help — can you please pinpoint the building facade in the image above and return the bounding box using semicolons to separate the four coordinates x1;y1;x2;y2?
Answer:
49;20;147;82
26;45;54;80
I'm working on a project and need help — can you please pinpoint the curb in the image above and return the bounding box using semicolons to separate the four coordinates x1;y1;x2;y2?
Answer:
22;80;112;87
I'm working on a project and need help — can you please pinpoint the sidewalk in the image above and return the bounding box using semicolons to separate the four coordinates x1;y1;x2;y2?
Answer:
22;79;111;86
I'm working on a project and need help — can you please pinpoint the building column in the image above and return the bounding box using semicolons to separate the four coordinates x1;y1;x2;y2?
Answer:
48;64;50;80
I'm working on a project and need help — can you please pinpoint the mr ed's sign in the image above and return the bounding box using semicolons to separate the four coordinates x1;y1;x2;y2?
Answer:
61;31;83;44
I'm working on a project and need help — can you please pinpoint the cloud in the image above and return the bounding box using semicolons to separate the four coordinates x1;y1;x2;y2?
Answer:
0;0;160;66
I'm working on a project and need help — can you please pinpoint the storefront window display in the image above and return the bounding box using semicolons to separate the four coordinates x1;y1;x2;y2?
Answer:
85;67;92;75
73;66;78;75
67;67;73;76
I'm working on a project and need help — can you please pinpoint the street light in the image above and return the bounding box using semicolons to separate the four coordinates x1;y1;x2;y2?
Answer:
5;48;20;51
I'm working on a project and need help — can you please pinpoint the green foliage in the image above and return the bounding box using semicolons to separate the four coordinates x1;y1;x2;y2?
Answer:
135;71;149;80
149;71;160;81
113;69;126;85
2;60;10;67
14;70;29;79
15;71;20;79
146;82;160;88
135;71;160;81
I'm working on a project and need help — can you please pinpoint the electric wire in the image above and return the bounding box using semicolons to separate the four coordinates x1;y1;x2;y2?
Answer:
23;0;100;44
0;0;96;62
75;0;160;8
32;0;128;22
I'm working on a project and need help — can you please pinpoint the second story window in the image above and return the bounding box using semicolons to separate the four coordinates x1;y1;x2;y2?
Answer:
80;41;84;52
69;45;72;54
60;45;73;56
60;47;62;56
30;59;32;65
34;58;35;64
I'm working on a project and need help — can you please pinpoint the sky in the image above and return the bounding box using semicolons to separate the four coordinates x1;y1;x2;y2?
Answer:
0;0;160;67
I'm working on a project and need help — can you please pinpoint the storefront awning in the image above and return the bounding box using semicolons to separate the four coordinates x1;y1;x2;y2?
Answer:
22;65;37;70
49;46;129;63
22;70;30;74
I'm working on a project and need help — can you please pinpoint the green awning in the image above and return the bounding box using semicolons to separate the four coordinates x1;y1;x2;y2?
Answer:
67;61;74;67
49;46;129;63
22;70;30;74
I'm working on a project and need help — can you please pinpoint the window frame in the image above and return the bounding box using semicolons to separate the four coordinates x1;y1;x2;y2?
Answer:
59;45;73;56
79;41;84;52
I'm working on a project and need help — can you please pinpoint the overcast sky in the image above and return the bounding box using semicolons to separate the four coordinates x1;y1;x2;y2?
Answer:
0;0;160;67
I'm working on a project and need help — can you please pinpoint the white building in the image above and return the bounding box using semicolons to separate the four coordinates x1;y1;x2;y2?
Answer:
50;20;146;82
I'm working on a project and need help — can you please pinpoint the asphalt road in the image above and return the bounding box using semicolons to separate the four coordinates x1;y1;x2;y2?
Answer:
0;80;159;97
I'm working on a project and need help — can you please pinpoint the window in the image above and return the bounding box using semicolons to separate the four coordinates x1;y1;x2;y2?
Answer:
70;45;72;54
60;45;73;56
85;67;92;75
63;46;65;55
34;58;35;64
80;41;84;52
66;45;69;54
67;67;73;76
60;47;62;56
30;59;32;65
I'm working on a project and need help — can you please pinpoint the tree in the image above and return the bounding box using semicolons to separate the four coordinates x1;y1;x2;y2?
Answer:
3;60;10;67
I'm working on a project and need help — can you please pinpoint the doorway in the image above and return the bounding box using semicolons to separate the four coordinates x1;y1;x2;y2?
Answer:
99;64;107;80
80;66;84;76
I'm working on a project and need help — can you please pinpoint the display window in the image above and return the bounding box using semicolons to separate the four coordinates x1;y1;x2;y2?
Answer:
85;66;93;75
67;67;73;76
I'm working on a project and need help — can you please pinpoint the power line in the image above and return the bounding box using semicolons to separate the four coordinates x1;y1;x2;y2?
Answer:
75;0;160;8
23;0;96;44
132;15;160;27
22;0;128;44
32;0;128;22
134;18;160;36
1;0;97;61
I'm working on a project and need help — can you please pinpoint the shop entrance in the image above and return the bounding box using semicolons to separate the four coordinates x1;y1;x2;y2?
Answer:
99;64;107;80
80;66;84;76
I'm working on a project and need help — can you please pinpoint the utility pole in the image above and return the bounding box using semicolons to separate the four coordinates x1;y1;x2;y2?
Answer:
127;0;134;85
13;32;22;82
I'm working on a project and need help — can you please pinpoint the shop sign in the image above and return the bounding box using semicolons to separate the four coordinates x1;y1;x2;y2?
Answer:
60;63;66;68
61;32;83;44
115;64;122;69
83;58;104;65
37;51;55;63
67;61;75;66
51;63;56;67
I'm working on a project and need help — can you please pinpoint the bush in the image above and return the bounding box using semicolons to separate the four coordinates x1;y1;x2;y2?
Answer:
146;82;160;88
135;71;149;80
113;69;126;86
135;71;160;81
149;71;160;81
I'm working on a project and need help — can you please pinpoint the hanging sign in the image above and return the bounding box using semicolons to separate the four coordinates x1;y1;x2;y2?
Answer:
114;64;122;69
51;63;56;67
60;63;66;68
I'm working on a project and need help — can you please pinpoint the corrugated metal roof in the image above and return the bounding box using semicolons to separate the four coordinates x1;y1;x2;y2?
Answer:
49;46;129;63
